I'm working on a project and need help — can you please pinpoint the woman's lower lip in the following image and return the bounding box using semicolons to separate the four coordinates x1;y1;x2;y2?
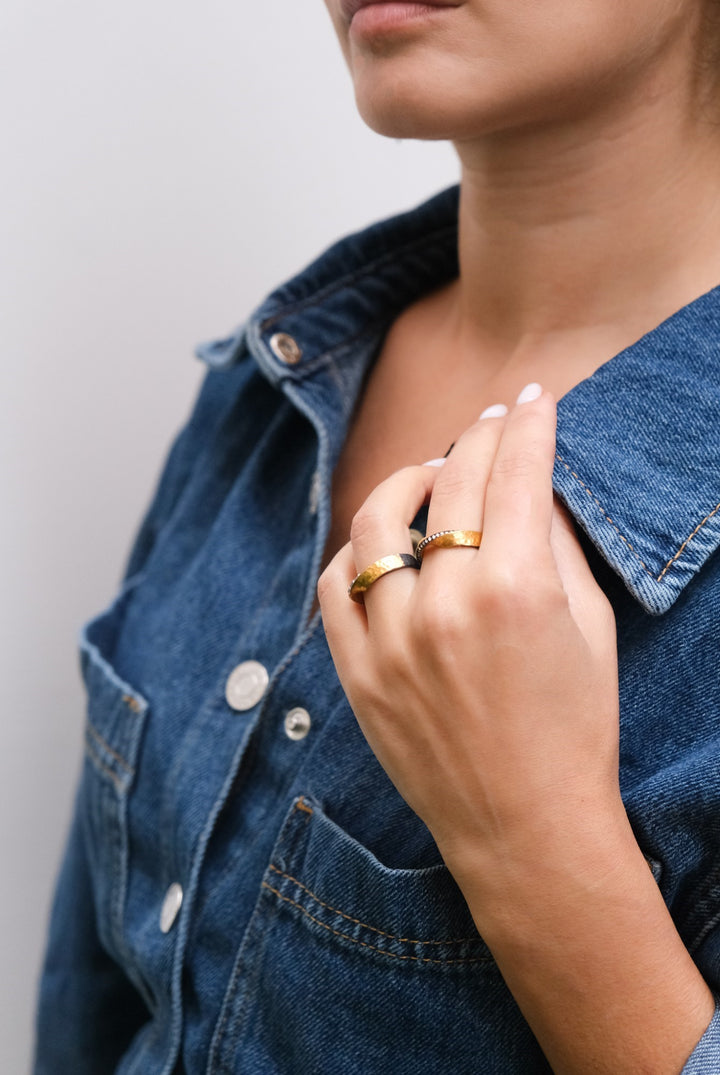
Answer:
350;2;455;39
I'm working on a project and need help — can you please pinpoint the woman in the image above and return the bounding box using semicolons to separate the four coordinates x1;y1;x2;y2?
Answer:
35;0;720;1071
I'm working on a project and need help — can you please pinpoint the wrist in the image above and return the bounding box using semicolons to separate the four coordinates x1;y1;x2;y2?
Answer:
441;803;715;1075
440;794;643;935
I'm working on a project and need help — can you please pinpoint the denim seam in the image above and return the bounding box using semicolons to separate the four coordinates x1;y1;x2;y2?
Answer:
656;499;720;582
84;732;125;792
262;881;492;965
86;720;134;774
208;867;288;1072
555;453;652;574
208;800;316;1070
268;611;324;692
283;319;389;378
258;224;457;331
556;452;720;583
323;345;366;412
267;864;478;946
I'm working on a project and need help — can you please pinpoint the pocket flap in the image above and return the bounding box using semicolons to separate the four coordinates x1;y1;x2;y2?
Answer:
79;585;149;793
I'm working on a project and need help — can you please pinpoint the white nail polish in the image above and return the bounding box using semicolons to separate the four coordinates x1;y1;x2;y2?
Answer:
422;458;446;467
478;403;508;419
516;382;542;405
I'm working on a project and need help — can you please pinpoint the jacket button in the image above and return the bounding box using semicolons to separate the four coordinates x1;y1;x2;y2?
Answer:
225;661;269;712
160;882;183;934
284;707;311;741
269;332;302;365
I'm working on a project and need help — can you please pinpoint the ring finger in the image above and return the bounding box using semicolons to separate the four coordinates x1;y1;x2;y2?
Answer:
346;463;439;620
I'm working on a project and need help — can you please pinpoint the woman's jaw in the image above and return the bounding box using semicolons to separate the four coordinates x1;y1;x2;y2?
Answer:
321;0;715;143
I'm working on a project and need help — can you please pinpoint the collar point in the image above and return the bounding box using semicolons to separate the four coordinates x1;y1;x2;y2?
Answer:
195;325;248;370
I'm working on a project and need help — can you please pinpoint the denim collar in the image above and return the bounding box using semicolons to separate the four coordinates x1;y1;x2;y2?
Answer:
197;186;720;615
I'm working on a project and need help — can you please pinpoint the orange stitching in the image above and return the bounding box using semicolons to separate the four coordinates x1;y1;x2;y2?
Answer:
555;453;653;577
262;883;490;965
86;722;133;774
84;733;125;792
295;797;314;816
556;453;720;586
657;500;720;582
267;865;479;946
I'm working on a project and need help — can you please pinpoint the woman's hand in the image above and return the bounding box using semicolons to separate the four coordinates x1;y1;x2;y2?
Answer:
318;384;715;1074
318;385;623;888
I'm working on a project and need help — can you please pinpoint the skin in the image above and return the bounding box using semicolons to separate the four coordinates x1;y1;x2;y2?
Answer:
318;0;719;1070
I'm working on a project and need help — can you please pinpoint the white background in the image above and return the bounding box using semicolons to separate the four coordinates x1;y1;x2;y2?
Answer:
0;1;457;1068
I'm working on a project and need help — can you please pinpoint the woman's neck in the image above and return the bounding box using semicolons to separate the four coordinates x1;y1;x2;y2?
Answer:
445;59;720;382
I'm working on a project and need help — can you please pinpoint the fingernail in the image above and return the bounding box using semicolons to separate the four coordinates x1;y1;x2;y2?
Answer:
422;458;446;467
478;403;508;420
516;382;542;405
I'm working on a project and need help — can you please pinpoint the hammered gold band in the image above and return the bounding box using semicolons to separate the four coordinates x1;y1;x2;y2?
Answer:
348;553;420;604
415;529;483;563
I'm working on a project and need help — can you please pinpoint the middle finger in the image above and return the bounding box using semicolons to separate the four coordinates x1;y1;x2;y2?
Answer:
422;404;508;575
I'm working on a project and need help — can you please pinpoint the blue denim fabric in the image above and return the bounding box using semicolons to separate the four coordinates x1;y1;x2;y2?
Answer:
35;186;720;1073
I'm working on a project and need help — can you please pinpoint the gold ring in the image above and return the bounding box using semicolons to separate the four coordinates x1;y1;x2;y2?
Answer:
348;553;420;603
415;529;482;563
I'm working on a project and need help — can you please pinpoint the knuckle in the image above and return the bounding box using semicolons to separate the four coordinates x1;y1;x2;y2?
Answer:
316;566;334;604
317;544;354;606
430;464;474;505
373;633;411;681
349;504;386;547
511;404;544;433
477;563;519;609
491;445;538;481
478;564;563;621
415;582;472;644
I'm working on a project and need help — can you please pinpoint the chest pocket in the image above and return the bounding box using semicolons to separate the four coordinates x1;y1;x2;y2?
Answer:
78;579;149;962
208;796;553;1075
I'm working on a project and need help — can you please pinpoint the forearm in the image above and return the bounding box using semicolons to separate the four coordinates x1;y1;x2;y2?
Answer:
448;808;715;1075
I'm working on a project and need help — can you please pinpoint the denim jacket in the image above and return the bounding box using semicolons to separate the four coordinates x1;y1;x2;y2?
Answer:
35;186;720;1073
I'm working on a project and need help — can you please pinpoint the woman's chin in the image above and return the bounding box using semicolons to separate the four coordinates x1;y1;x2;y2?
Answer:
353;83;472;141
349;60;516;142
355;102;445;140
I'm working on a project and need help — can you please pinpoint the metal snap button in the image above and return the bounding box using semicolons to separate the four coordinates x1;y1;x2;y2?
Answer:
269;332;302;365
160;882;183;934
225;660;270;712
284;707;311;741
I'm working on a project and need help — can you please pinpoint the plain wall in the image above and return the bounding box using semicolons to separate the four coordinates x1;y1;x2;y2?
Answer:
0;1;458;1068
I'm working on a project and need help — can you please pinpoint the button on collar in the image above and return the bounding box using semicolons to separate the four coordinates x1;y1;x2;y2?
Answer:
160;882;183;934
284;707;311;741
269;332;302;365
225;660;269;712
